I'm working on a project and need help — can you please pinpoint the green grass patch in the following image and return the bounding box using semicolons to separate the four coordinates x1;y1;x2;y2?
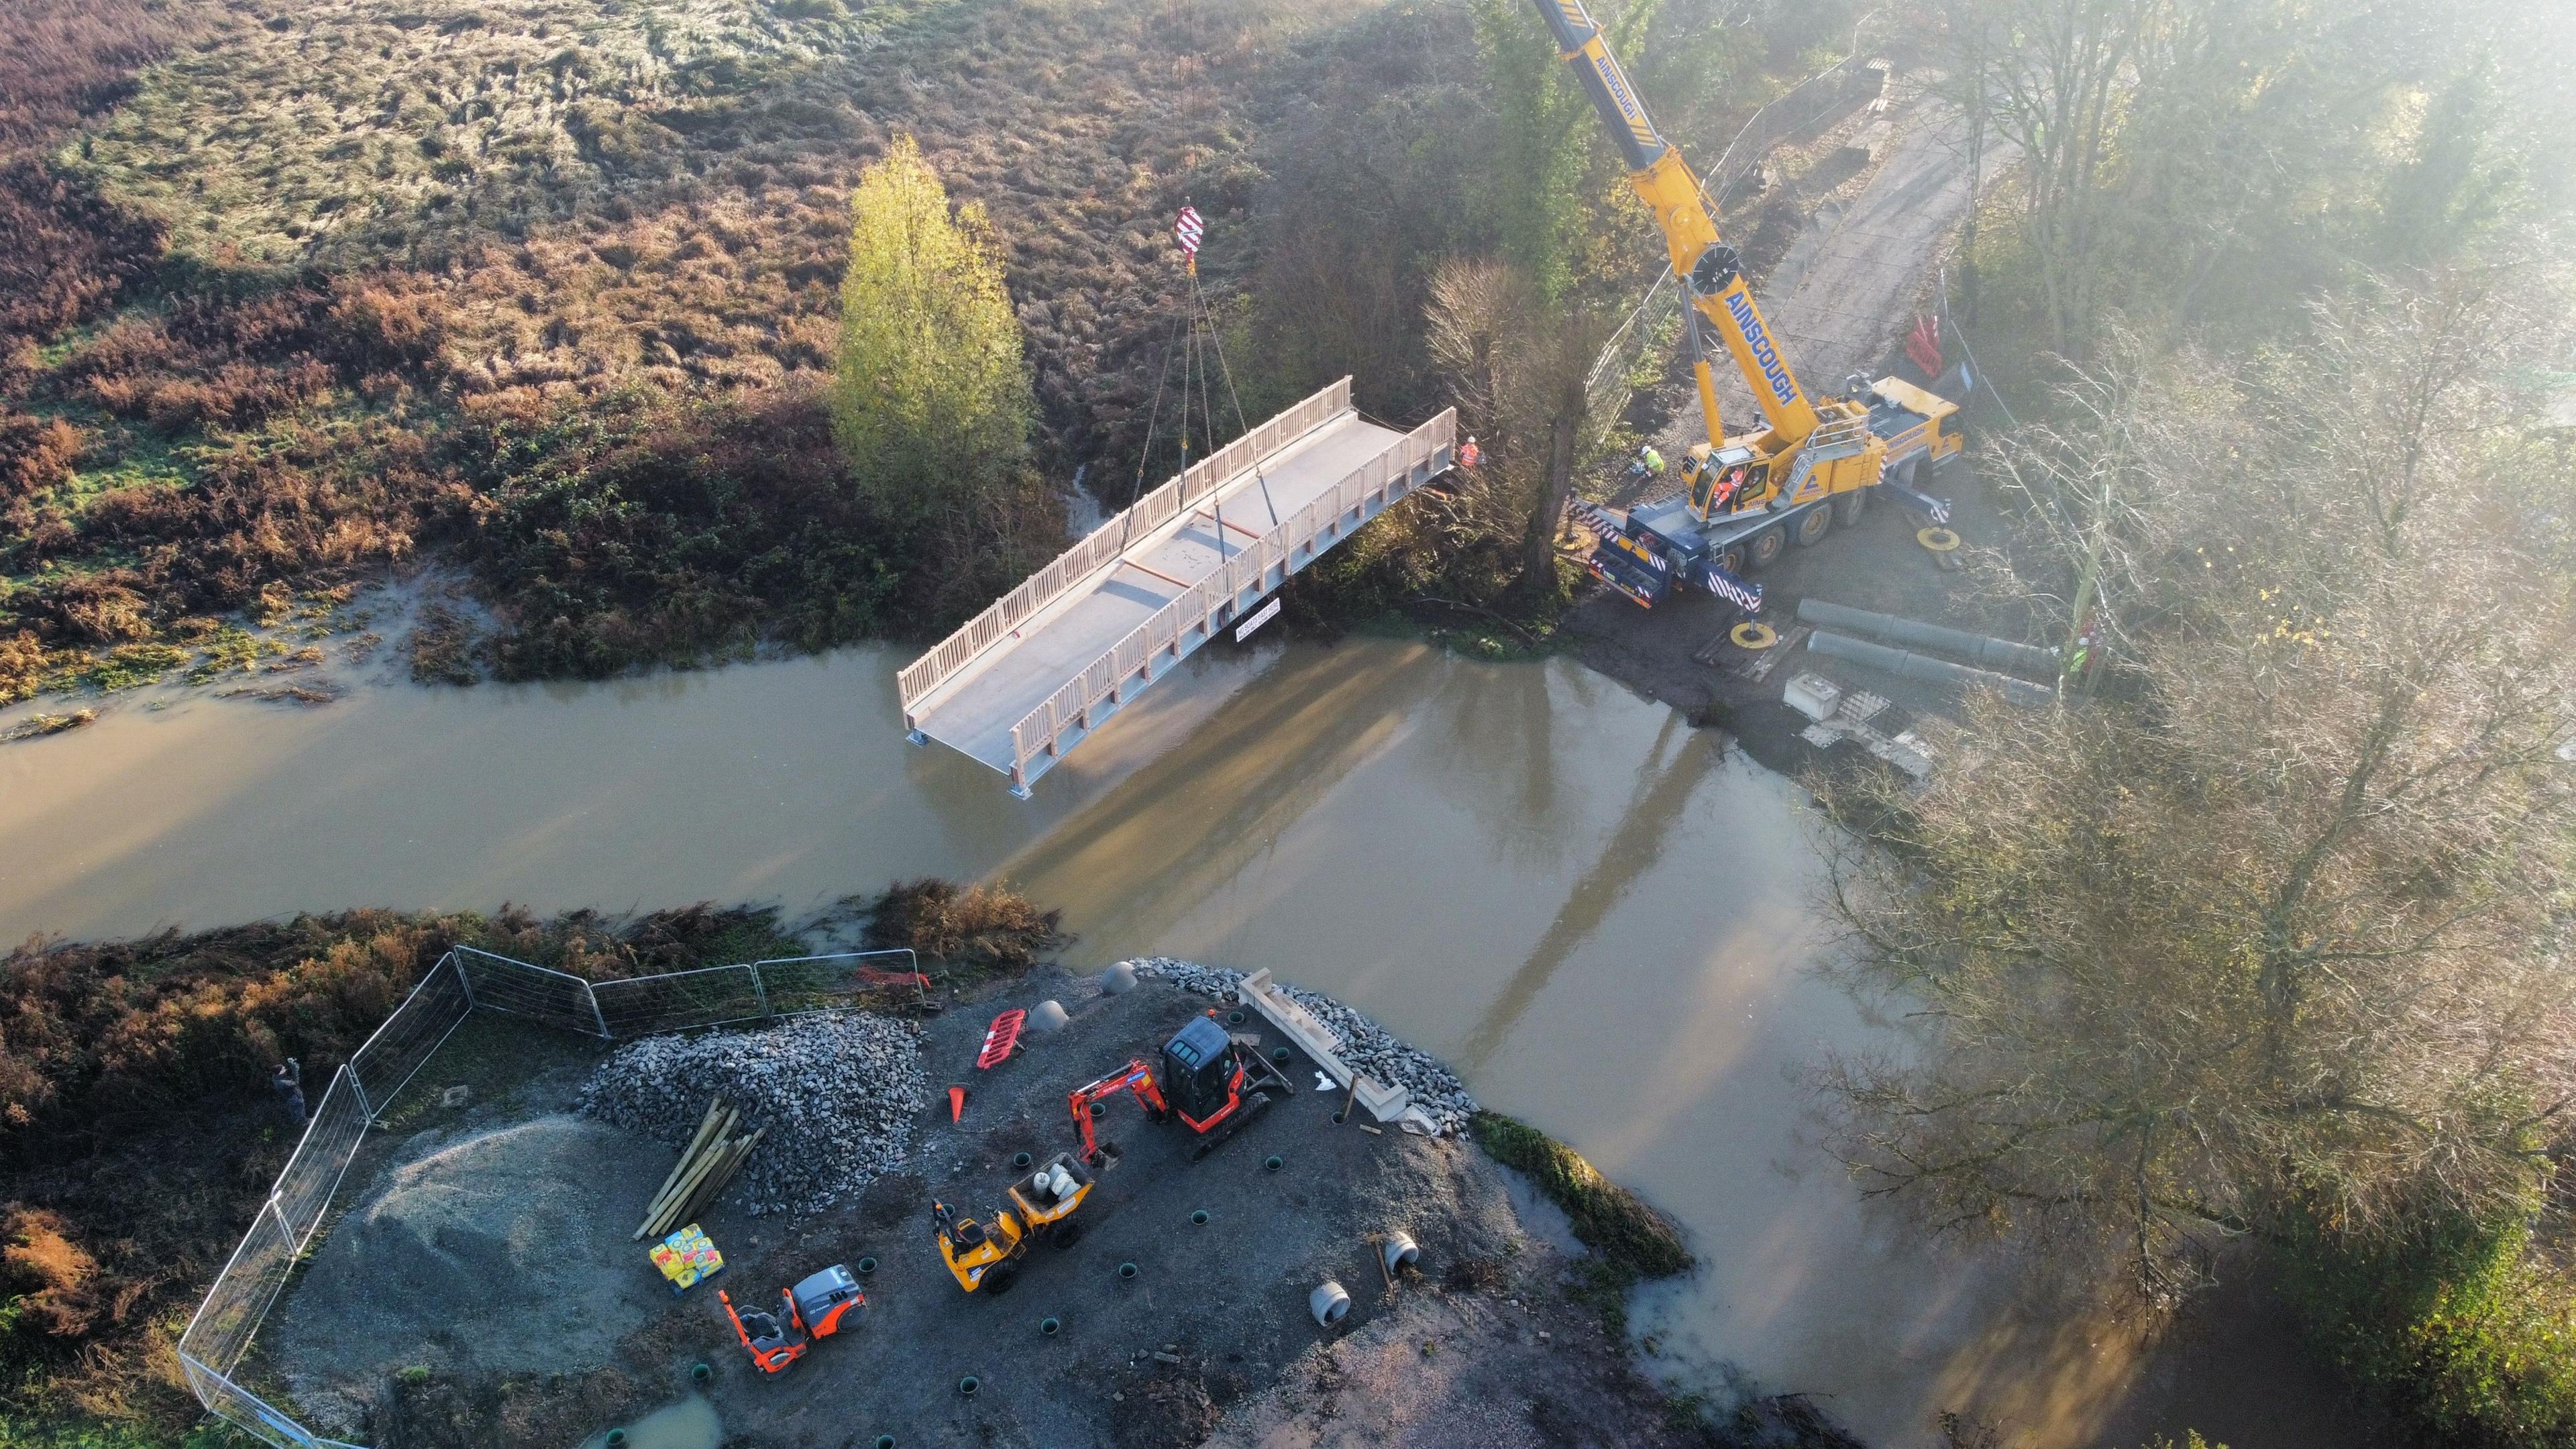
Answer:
184;625;282;682
1469;1110;1693;1281
75;642;187;690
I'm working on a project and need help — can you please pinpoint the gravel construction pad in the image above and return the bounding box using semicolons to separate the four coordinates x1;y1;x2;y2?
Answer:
1130;957;1480;1136
578;1011;925;1217
261;969;1690;1448
268;1114;676;1436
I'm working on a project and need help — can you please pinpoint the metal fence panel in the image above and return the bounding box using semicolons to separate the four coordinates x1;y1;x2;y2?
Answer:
350;953;472;1113
753;951;924;1014
592;963;765;1037
270;1067;370;1248
454;946;605;1036
178;1200;298;1376
183;1354;333;1449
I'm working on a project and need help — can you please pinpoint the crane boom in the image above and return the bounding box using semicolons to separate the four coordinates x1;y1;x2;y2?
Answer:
1527;0;1819;448
1523;0;1964;612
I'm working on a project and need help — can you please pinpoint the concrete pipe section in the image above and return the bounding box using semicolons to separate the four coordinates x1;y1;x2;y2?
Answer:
1026;1000;1070;1034
1795;598;2059;680
1381;1232;1419;1275
1097;963;1137;995
1309;1281;1352;1326
1805;631;2055;709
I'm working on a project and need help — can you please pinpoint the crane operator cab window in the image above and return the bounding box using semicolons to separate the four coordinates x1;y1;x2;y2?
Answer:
1161;1014;1234;1120
1688;446;1760;517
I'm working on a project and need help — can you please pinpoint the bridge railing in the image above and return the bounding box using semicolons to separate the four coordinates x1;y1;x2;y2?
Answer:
896;377;1353;720
1008;409;1455;782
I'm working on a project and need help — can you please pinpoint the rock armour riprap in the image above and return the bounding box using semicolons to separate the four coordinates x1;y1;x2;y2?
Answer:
578;1011;925;1217
1125;958;1479;1136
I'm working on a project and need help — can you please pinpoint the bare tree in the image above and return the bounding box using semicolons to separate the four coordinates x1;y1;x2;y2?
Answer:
1424;256;1613;600
1816;278;2576;1303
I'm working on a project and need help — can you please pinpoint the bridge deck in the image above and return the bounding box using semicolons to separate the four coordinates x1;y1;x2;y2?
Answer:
898;380;1454;794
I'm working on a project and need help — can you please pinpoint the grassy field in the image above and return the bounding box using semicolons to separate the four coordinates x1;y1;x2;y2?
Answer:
0;0;1406;698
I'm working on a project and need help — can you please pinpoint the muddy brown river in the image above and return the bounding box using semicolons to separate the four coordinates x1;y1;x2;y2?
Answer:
0;640;2354;1446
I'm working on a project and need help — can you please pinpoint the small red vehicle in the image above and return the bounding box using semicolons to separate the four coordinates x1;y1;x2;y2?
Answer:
718;1263;863;1375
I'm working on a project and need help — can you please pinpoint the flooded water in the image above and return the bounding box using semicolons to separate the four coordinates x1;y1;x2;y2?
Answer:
0;641;2353;1446
578;1394;721;1449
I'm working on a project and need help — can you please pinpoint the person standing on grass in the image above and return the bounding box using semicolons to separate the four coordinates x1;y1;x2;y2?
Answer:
271;1058;305;1127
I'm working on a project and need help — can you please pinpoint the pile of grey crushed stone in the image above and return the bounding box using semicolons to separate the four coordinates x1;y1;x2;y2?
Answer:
1126;957;1478;1136
578;1011;924;1216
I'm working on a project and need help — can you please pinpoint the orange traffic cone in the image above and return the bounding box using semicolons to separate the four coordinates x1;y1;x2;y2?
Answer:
949;1085;967;1123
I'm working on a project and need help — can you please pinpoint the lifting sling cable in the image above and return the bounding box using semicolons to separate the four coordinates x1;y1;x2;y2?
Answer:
1122;306;1192;545
1193;266;1281;531
1184;277;1228;561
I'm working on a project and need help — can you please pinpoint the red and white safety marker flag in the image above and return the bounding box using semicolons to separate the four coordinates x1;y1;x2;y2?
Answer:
1175;205;1203;270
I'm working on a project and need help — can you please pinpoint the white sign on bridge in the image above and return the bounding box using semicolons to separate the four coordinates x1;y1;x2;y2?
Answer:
1233;597;1282;642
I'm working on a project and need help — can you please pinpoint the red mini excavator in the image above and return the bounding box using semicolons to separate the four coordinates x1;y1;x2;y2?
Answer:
718;1263;864;1374
1069;1011;1295;1165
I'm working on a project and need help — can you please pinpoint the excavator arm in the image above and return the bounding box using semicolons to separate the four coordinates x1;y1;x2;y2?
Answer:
1527;0;1821;474
1068;1059;1168;1163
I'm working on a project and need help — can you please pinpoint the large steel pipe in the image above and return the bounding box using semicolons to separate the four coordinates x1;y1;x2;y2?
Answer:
1806;630;2054;709
1796;598;2059;680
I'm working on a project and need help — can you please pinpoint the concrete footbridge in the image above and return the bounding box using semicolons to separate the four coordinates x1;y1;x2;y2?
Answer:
898;378;1456;796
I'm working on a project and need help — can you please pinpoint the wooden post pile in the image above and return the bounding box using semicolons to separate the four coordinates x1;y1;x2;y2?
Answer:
634;1097;766;1242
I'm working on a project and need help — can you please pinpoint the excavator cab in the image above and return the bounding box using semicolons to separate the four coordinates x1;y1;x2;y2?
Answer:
1159;1014;1239;1121
1069;1012;1296;1166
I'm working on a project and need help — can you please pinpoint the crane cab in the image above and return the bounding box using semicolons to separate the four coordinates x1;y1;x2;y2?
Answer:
1683;443;1765;520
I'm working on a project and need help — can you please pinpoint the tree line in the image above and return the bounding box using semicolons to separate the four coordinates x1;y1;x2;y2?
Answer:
1815;1;2576;1443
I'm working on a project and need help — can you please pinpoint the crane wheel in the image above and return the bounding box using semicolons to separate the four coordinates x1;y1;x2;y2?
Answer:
1747;526;1786;568
1793;506;1833;547
1731;622;1777;650
1832;486;1867;527
1917;527;1961;553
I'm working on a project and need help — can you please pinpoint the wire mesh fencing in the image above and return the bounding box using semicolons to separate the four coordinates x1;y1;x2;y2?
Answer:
593;963;767;1036
755;952;931;1014
455;945;608;1036
350;951;472;1114
178;942;924;1446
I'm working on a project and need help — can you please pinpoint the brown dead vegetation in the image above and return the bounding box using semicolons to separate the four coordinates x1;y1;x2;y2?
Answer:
863;877;1066;975
0;900;812;1432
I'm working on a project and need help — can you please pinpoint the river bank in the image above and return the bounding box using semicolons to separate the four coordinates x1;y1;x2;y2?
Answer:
0;637;2364;1446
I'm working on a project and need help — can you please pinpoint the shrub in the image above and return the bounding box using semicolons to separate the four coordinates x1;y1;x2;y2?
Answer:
462;383;909;678
0;411;83;499
2280;1197;2576;1448
863;877;1063;974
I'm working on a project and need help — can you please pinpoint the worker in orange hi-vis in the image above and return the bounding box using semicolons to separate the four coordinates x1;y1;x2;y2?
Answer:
1458;435;1481;469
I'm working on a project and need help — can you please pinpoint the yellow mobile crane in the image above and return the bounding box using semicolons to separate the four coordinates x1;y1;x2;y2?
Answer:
1533;0;1960;611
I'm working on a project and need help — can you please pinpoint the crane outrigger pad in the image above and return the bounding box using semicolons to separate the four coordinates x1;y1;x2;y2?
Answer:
897;378;1455;796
